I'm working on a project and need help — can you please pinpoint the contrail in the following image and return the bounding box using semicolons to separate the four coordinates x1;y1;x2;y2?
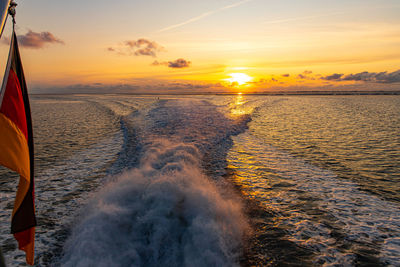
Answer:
221;0;253;10
263;12;345;25
158;11;216;33
158;0;253;33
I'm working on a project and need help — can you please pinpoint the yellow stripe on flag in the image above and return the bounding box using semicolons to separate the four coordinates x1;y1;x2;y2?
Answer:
0;112;30;214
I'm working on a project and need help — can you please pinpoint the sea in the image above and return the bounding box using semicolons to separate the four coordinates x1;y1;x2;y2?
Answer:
0;94;399;266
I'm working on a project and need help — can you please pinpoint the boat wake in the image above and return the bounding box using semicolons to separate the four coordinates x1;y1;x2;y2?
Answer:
59;99;250;266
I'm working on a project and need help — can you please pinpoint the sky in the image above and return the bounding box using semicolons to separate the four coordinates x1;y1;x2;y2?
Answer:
0;0;399;93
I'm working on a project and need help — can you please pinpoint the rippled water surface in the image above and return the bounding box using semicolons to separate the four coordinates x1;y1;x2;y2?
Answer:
0;94;399;266
228;95;400;266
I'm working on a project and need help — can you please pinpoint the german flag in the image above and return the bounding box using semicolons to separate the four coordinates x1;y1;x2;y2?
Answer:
0;30;36;265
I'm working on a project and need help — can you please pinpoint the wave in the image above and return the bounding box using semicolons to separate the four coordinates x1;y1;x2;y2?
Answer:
59;99;251;266
229;131;400;266
60;140;247;267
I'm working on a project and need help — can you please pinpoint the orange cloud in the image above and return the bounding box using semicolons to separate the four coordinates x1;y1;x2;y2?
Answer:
152;58;191;68
3;30;64;49
322;70;400;83
108;38;164;57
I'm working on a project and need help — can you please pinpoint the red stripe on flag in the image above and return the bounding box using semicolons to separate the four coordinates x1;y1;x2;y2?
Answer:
0;69;28;140
13;227;35;265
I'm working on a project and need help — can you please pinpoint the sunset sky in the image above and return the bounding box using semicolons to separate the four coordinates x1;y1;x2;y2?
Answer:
0;0;399;93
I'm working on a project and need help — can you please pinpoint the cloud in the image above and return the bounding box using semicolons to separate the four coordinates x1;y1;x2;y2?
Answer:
151;60;164;66
263;12;345;25
343;71;376;81
296;70;312;79
157;0;253;32
323;73;344;80
33;80;225;94
168;58;191;68
5;30;64;49
343;71;400;83
109;38;164;57
323;70;400;83
282;74;290;77
152;58;191;69
297;70;314;79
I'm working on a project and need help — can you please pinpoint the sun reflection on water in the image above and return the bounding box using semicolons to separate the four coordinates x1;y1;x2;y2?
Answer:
230;93;248;116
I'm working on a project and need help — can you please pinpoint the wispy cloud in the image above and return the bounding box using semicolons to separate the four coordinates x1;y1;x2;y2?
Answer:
297;70;313;79
158;0;253;32
263;11;345;25
108;38;164;57
262;54;400;68
158;11;215;33
221;0;253;10
2;30;64;49
152;58;191;69
263;5;400;26
323;73;344;80
35;80;224;94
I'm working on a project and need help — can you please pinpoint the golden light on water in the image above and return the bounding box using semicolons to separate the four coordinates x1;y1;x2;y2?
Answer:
225;73;253;86
230;93;248;116
235;94;244;105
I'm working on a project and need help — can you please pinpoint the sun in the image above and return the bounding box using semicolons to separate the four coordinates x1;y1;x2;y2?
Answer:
225;73;253;85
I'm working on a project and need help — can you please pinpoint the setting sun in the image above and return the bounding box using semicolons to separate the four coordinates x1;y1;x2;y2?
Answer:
225;73;253;86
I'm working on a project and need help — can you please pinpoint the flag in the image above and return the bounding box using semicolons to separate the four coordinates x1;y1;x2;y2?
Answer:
0;30;36;265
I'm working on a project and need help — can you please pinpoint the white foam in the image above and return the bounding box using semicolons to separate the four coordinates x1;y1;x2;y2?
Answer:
60;139;247;267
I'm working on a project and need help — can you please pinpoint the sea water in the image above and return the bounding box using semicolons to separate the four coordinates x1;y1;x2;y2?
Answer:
0;94;399;266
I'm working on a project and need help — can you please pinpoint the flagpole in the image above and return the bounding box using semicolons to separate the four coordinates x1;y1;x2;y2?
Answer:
0;1;10;266
0;2;15;266
0;2;14;266
0;0;11;40
7;0;14;25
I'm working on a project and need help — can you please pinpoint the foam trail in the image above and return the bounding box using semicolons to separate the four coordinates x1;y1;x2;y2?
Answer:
60;139;247;267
